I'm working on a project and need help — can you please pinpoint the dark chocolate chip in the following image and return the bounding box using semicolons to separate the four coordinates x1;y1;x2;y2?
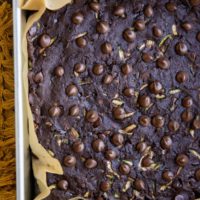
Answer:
111;133;124;146
96;21;110;34
168;120;180;132
72;141;84;153
197;32;200;42
181;110;193;122
112;107;125;120
157;57;170;69
139;115;150;127
71;12;84;24
193;117;200;129
65;84;78;96
149;81;163;94
141;156;153;167
181;22;193;31
100;181;111;192
86;110;99;123
49;106;62;117
152;26;163;37
64;155;76;167
138;95;151;108
176;154;189;167
190;0;200;6
55;66;64;77
101;42;112;54
76;37;87;48
175;42;188;56
182;97;193;108
105;150;117;160
39;34;51;48
92;64;104;75
103;74;113;84
195;168;200;181
123;87;134;97
119;163;130;175
74;63;86;73
85;158;97;169
57;180;68;191
69;105;80;116
113;5;125;17
136;142;147;153
151;115;165;128
121;64;132;75
34;72;44;83
89;2;100;12
92;139;105;152
160;136;172;149
134;20;145;31
144;4;154;17
123;28;136;43
162;170;174;181
134;179;145;191
176;71;188;83
165;2;177;12
142;52;153;63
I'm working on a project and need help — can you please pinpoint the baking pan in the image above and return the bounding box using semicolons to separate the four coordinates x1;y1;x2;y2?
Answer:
13;0;31;200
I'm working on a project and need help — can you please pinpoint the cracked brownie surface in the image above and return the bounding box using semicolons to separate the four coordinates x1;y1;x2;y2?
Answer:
27;0;200;199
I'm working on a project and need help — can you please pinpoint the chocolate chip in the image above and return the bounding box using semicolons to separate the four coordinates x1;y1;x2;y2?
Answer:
72;141;85;153
175;42;188;56
139;116;150;127
113;5;125;17
123;87;134;97
74;63;86;73
157;57;170;69
121;64;132;75
195;169;200;181
152;26;163;37
55;66;64;77
34;72;44;83
138;95;151;108
57;180;68;191
141;156;153;167
182;96;193;108
85;158;97;169
168;120;180;132
136;142;147;153
101;42;112;54
197;32;200;42
112;107;125;120
76;37;87;48
86;110;99;123
49;106;62;117
39;34;51;48
162;170;174;181
181;22;193;31
103;74;113;84
176;154;189;167
190;0;200;6
92;64;104;75
105;150;117;160
165;2;177;12
160;136;172;149
119;163;130;175
89;2;100;12
111;133;124;146
96;21;110;34
71;12;84;24
193;117;200;129
134;20;145;31
144;4;154;17
92;139;105;152
134;179;145;191
151;115;165;128
123;28;136;43
66;84;78;96
69;105;80;116
149;81;163;94
142;52;153;63
176;71;188;83
181;110;193;122
100;181;111;192
64;155;76;167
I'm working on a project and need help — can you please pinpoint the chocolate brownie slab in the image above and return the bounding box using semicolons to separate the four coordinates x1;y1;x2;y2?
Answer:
27;0;200;199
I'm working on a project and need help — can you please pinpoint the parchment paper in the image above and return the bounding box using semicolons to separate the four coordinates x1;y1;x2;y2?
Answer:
21;0;87;199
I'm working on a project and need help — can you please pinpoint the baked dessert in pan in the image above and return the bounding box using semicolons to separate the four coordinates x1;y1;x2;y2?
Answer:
27;0;200;199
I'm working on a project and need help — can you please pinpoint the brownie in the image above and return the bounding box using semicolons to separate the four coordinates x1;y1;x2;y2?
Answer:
27;0;200;199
